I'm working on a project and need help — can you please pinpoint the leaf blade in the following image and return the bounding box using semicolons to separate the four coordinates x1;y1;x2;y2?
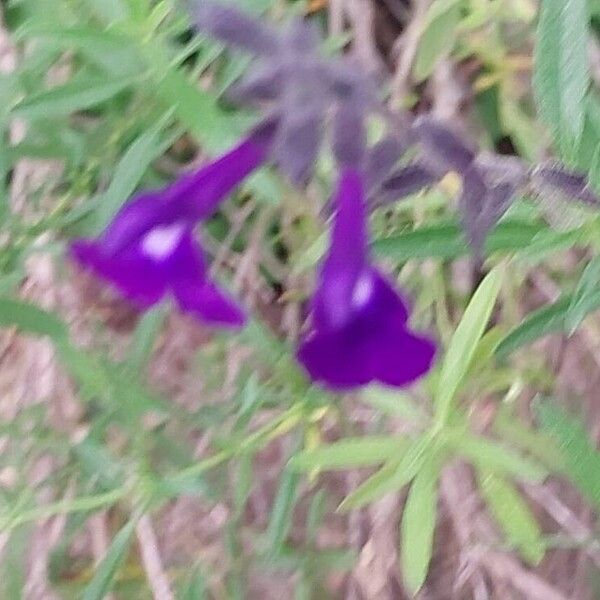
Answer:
400;454;440;594
435;265;503;423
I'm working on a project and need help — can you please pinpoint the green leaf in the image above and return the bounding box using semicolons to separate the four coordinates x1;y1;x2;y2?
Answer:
413;0;463;82
13;73;139;120
338;435;432;511
80;0;131;23
179;569;208;600
496;289;600;357
0;298;68;341
126;306;168;372
84;112;173;234
361;387;428;423
536;401;600;508
372;221;542;261
15;25;142;76
267;468;300;554
82;518;137;600
449;434;547;482
155;68;238;152
533;0;590;154
565;255;600;334
479;472;545;565
496;297;569;357
400;454;440;594
0;526;29;599
56;344;113;402
435;265;503;423
290;437;409;471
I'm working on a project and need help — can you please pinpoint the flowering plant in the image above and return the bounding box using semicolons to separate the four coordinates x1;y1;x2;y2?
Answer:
4;1;600;597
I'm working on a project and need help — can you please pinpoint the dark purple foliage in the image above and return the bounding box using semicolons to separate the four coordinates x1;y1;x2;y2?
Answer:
374;163;439;207
193;2;280;56
531;163;600;207
413;116;476;174
193;2;379;181
365;136;405;190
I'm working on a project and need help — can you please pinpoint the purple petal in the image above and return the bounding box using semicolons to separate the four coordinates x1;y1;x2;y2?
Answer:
173;119;276;220
167;232;246;327
373;326;436;388
297;319;435;391
313;268;409;331
297;328;374;389
71;239;167;307
160;227;205;281
174;280;246;327
101;191;178;254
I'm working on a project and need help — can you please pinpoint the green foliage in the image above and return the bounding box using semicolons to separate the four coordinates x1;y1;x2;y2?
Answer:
82;518;138;600
400;453;440;593
479;471;545;565
435;264;504;424
413;0;463;82
536;401;600;508
533;0;590;157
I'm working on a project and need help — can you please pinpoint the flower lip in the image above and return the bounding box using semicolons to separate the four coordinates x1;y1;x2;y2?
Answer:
73;226;246;328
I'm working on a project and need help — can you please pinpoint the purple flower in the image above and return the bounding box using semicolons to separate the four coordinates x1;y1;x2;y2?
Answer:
71;121;277;326
297;169;436;390
72;225;244;326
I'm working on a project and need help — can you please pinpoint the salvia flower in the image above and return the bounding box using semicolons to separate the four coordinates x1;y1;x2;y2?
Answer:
71;120;277;326
297;169;436;390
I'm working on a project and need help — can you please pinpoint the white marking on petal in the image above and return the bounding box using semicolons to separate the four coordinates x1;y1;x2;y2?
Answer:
351;273;373;308
141;223;185;260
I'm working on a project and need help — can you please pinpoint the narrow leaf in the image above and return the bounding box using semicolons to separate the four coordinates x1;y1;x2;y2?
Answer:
13;74;138;120
372;220;543;261
533;0;589;154
400;454;440;594
0;298;68;341
339;435;432;511
90;113;172;233
82;518;137;600
290;437;409;471
450;434;547;482
566;255;600;333
496;288;600;357
479;472;545;565
435;265;503;422
267;468;300;553
536;401;600;509
413;0;463;82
